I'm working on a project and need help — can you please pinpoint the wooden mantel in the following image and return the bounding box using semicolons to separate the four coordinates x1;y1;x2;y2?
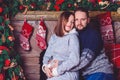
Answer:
11;11;120;80
11;11;120;21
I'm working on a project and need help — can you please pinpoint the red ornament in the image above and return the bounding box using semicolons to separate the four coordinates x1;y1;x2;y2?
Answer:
88;0;97;6
8;36;14;41
12;75;19;80
4;59;11;67
67;4;72;8
30;3;36;9
56;0;64;5
19;5;25;10
97;0;102;3
0;50;2;55
54;5;60;11
0;7;3;13
0;73;4;80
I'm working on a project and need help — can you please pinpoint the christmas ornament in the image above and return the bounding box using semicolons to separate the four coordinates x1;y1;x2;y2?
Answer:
117;7;120;14
19;5;28;15
88;0;97;6
0;73;4;80
67;3;72;8
19;5;25;10
47;2;51;10
4;59;11;67
0;1;26;80
19;21;34;51
54;5;60;11
8;36;14;41
0;7;3;13
36;18;47;50
77;0;82;2
30;3;36;9
97;0;110;9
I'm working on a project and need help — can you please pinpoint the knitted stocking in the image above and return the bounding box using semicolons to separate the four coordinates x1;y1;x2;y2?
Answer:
36;19;47;50
19;21;33;50
97;12;115;44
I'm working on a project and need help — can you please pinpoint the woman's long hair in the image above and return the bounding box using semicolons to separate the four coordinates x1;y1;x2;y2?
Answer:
54;11;74;37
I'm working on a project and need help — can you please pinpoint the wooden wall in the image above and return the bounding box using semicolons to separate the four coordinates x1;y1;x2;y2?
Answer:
10;11;120;80
11;20;57;80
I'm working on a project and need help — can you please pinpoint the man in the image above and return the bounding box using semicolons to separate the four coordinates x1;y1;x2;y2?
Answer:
43;7;115;80
73;7;115;80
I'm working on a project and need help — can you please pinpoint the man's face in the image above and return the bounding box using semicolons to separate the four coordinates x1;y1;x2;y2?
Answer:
75;11;89;30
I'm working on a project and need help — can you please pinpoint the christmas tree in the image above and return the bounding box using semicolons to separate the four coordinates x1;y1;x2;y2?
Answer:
0;0;25;80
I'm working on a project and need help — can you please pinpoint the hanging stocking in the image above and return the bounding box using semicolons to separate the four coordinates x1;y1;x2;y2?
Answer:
19;21;33;50
36;18;47;50
97;12;115;44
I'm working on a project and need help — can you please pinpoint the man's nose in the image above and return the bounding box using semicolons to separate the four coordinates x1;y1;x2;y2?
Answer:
78;19;82;24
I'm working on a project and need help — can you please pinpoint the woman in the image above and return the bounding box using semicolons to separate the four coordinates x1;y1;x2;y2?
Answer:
42;11;80;80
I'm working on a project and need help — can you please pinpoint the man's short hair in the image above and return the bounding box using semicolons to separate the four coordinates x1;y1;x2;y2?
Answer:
74;7;89;17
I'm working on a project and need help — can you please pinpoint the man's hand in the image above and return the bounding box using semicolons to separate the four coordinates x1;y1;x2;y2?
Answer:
48;59;59;70
51;60;59;69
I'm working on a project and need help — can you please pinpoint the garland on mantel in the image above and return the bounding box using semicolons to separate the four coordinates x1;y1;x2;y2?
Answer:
0;0;119;79
1;0;120;17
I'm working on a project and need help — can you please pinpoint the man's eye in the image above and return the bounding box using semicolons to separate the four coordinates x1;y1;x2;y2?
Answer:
82;18;87;21
75;19;78;21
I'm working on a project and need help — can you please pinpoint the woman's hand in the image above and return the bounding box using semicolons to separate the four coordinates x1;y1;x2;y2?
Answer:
44;66;53;78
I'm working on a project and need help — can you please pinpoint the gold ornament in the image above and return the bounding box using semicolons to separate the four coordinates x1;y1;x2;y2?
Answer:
117;7;120;14
74;3;78;7
99;1;110;9
77;0;81;2
19;0;23;4
47;2;51;10
2;34;5;43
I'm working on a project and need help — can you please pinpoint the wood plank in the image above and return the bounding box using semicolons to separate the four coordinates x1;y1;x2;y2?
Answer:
11;11;120;21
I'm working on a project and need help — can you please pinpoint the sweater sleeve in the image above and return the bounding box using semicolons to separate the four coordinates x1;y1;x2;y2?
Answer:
57;34;80;75
70;29;103;71
42;35;54;65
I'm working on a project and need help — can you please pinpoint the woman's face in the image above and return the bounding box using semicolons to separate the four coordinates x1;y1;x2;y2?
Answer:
63;15;74;33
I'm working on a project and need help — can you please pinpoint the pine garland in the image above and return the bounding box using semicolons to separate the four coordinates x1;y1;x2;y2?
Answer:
0;0;120;17
0;0;119;79
0;0;26;79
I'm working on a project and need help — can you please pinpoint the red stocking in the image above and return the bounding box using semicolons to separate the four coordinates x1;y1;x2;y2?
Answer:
97;12;115;44
36;19;47;50
19;21;33;50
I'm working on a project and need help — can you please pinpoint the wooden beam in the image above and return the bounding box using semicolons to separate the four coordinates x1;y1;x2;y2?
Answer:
11;11;120;21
